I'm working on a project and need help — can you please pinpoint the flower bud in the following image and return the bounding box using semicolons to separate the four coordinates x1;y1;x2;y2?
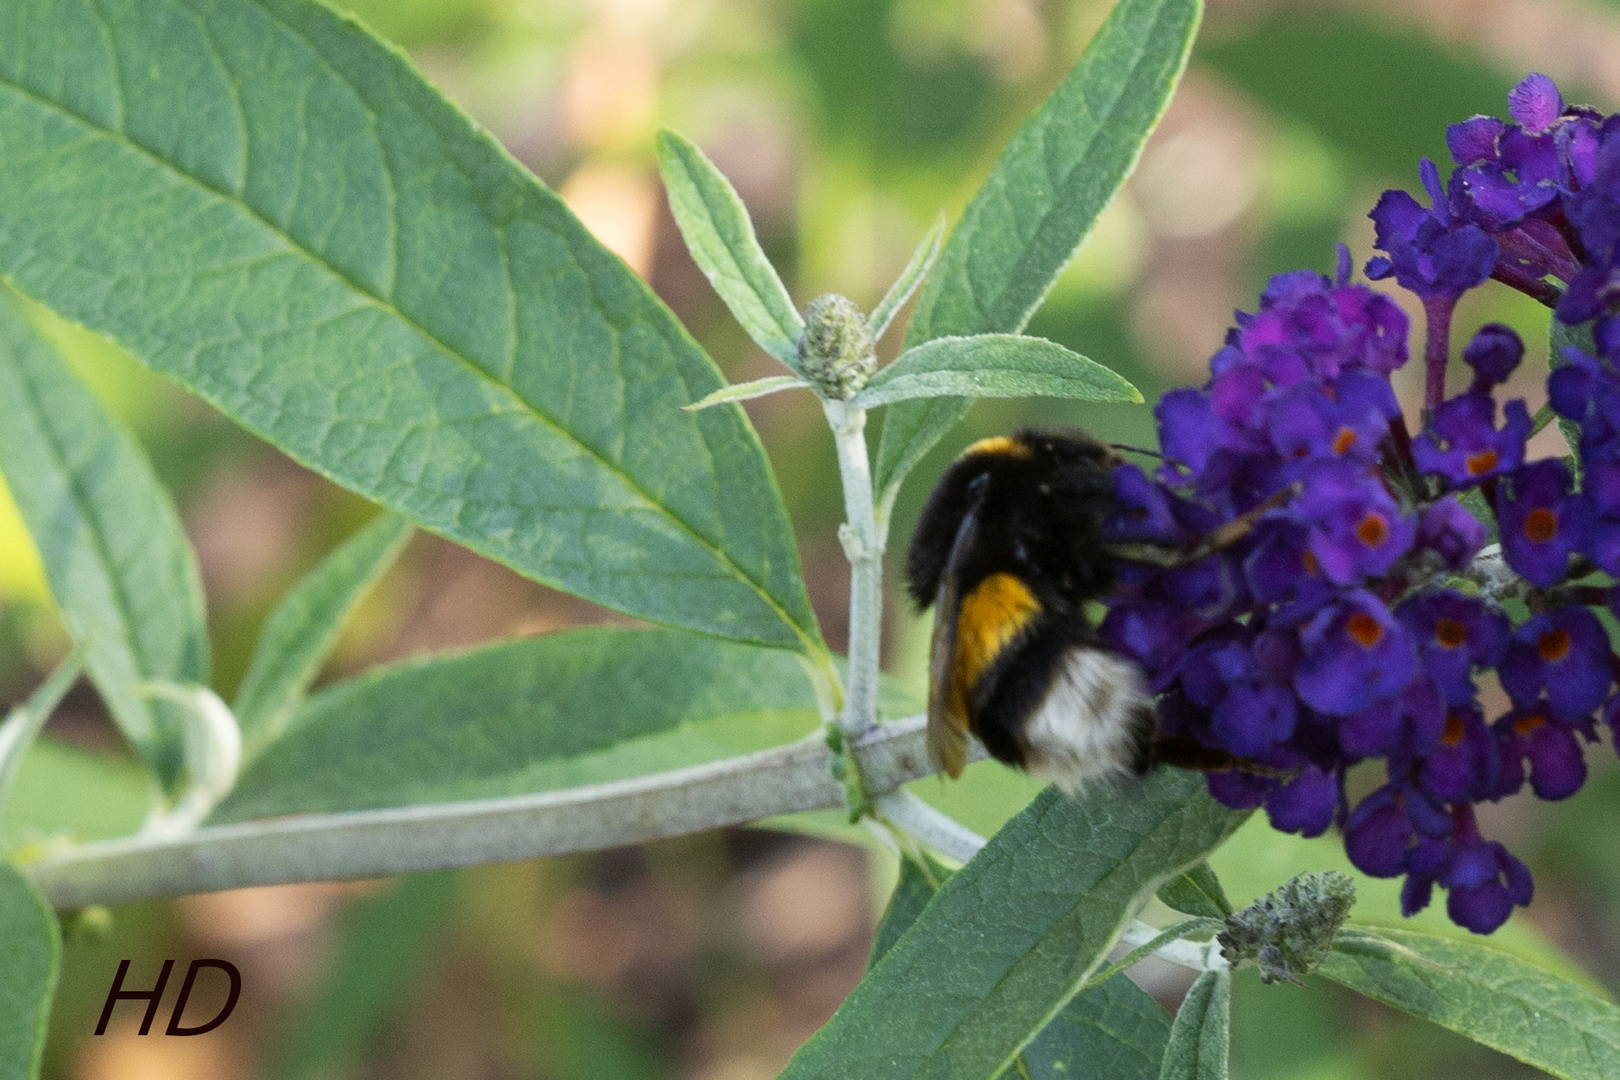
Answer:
1217;871;1355;985
799;294;876;400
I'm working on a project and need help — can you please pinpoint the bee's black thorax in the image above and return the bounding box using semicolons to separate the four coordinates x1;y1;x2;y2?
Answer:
906;431;1122;617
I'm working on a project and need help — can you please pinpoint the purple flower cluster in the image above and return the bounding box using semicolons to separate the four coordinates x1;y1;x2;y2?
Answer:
1101;75;1620;934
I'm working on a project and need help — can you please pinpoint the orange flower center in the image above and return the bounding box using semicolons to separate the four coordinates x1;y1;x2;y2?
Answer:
1538;628;1572;662
1333;427;1358;455
1466;449;1499;476
1302;550;1320;576
1441;714;1466;746
1434;618;1468;649
1513;712;1548;736
1347;612;1384;648
1356;512;1390;548
1524;508;1558;543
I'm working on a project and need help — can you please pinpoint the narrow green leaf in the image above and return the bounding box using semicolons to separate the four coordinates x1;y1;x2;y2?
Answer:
212;627;820;822
869;852;953;969
778;770;1247;1080
658;129;805;369
869;850;1172;1080
1319;926;1620;1080
1158;862;1232;920
869;212;947;344
853;335;1141;408
271;872;458;1080
0;294;207;792
0;642;89;813
682;375;810;412
874;0;1202;500
234;513;413;760
0;0;820;656
0;861;59;1080
1157;969;1230;1080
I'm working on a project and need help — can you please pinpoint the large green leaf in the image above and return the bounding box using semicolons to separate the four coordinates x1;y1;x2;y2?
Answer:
1319;926;1620;1080
868;852;1171;1080
0;0;820;655
657;130;805;371
0;293;207;791
874;0;1201;501
778;770;1245;1080
234;512;412;760
852;335;1141;408
0;861;59;1080
212;627;821;822
1157;969;1229;1080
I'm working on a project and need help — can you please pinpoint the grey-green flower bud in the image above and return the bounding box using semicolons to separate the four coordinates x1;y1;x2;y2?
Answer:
799;294;876;400
1217;871;1355;985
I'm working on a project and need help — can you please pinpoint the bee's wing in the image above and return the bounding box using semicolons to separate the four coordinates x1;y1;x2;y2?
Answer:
926;485;985;779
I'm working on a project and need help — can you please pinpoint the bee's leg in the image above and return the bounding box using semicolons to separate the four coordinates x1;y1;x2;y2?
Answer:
1153;735;1295;779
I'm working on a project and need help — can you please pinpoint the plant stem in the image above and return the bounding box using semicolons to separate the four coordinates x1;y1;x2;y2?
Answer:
873;790;986;863
824;398;883;736
27;714;950;910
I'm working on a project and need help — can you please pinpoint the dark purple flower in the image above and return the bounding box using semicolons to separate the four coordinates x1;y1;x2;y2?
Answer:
1340;675;1445;758
1205;767;1273;810
1443;838;1534;935
1290;462;1415;583
1213;682;1297;758
1549;343;1620;462
1495;704;1589;800
1366;159;1499;303
1496;459;1588;586
1105;463;1185;545
1294;591;1418;715
1344;784;1414;877
1415;497;1489;571
1267;370;1397;466
1417;705;1499;804
1498;607;1613;722
1411;391;1531;488
1265;764;1338;838
1396;591;1510;706
1461;323;1525;390
1581;460;1620;573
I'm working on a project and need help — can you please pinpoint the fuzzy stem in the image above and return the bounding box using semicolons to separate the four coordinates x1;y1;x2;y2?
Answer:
824;398;883;737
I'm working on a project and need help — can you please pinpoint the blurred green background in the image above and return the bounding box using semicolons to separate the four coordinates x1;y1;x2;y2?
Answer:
9;0;1620;1076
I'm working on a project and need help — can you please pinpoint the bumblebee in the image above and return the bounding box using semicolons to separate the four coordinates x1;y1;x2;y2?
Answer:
906;430;1161;794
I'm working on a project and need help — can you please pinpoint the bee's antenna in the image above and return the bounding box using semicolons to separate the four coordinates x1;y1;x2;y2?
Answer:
1110;442;1163;460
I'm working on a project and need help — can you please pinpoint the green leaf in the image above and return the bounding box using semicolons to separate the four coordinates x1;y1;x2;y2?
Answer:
874;0;1202;500
869;852;953;969
0;643;89;814
1319;926;1620;1080
682;375;810;412
1157;863;1232;920
234;513;413;760
0;293;207;792
869;851;1171;1080
212;627;820;822
0;0;820;656
270;872;458;1080
1;739;148;854
853;335;1141;408
868;212;946;345
657;129;805;369
1158;969;1230;1080
0;861;59;1080
778;769;1246;1080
